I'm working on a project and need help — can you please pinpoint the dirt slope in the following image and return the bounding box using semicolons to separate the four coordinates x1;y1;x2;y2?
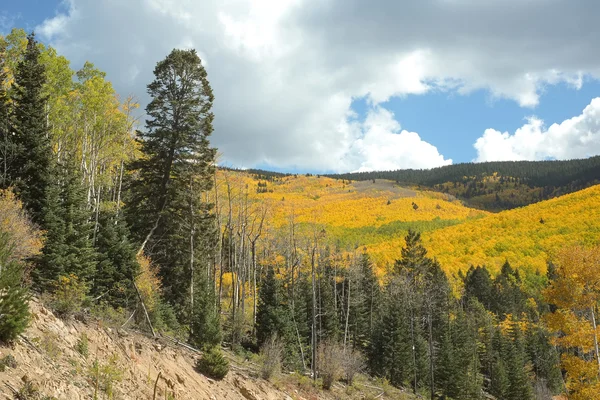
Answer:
0;300;408;400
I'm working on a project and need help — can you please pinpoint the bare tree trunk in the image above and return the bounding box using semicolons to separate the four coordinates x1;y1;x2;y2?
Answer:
311;244;317;382
115;160;125;217
344;276;351;349
592;305;600;378
428;311;434;400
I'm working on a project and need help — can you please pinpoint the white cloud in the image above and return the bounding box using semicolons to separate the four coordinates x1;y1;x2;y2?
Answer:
345;107;452;171
34;0;600;171
475;98;600;162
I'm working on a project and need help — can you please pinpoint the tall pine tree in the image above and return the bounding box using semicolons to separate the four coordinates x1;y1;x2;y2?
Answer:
125;49;218;343
10;33;51;226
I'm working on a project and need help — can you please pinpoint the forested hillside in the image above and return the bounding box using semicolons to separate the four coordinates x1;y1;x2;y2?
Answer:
2;27;600;400
327;157;600;211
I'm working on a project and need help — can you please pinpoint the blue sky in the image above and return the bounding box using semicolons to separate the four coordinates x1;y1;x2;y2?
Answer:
5;0;600;173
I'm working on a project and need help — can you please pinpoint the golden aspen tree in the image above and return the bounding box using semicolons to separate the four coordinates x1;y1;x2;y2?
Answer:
545;245;600;400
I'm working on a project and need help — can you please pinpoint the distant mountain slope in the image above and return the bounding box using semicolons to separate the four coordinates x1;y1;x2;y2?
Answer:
420;184;600;275
220;170;600;280
326;156;600;211
217;170;486;275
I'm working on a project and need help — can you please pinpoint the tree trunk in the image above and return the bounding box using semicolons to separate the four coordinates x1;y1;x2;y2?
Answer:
591;305;600;378
311;244;317;382
344;277;351;349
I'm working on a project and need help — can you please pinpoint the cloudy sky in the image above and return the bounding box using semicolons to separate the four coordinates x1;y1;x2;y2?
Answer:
4;0;600;173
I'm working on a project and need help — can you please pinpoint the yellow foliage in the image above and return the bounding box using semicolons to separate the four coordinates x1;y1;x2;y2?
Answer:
0;188;43;262
135;253;161;312
426;185;600;276
545;246;600;399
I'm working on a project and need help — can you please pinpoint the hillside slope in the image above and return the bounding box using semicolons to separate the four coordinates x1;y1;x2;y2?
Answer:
225;170;600;278
423;184;600;275
0;299;412;400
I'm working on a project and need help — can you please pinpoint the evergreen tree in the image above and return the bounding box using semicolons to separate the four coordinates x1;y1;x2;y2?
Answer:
34;159;96;289
319;264;340;341
0;232;30;342
492;261;526;317
370;279;414;387
505;325;533;400
256;266;301;369
489;329;510;399
256;266;284;347
125;48;217;333
463;265;494;309
189;273;222;349
92;212;138;308
10;33;51;226
351;253;379;351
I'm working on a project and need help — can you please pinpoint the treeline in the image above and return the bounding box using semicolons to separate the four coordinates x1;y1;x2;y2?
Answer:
327;158;600;211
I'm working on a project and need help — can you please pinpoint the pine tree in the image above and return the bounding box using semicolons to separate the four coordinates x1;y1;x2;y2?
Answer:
256;266;285;347
351;253;379;351
463;265;494;310
34;159;96;289
92;212;138;309
0;232;30;342
370;280;414;387
125;48;217;332
189;273;221;349
506;324;534;400
10;33;51;226
489;329;510;399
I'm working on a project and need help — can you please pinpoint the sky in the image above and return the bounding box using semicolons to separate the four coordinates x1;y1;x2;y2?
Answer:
3;0;600;174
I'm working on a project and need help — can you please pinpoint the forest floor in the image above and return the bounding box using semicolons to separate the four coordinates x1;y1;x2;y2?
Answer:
0;299;415;400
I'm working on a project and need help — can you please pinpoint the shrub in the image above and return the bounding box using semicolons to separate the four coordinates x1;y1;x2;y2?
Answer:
40;331;61;360
88;354;123;399
50;274;87;317
0;354;17;371
76;333;89;359
341;348;365;385
259;335;284;380
318;340;344;390
195;347;229;380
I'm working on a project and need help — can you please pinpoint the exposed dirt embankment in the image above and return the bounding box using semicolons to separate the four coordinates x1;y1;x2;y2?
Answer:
0;299;300;399
0;300;408;400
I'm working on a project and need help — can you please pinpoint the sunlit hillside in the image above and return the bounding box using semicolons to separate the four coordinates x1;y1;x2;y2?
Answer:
217;169;487;274
220;170;600;279
421;184;600;276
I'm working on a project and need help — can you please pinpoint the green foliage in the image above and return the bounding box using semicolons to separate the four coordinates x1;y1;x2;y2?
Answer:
329;157;600;211
88;354;123;399
9;33;52;226
195;347;229;380
0;231;30;343
34;160;96;290
189;275;221;348
92;212;138;309
125;48;217;323
49;274;87;317
0;354;17;371
0;259;30;342
76;333;89;359
256;266;287;347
